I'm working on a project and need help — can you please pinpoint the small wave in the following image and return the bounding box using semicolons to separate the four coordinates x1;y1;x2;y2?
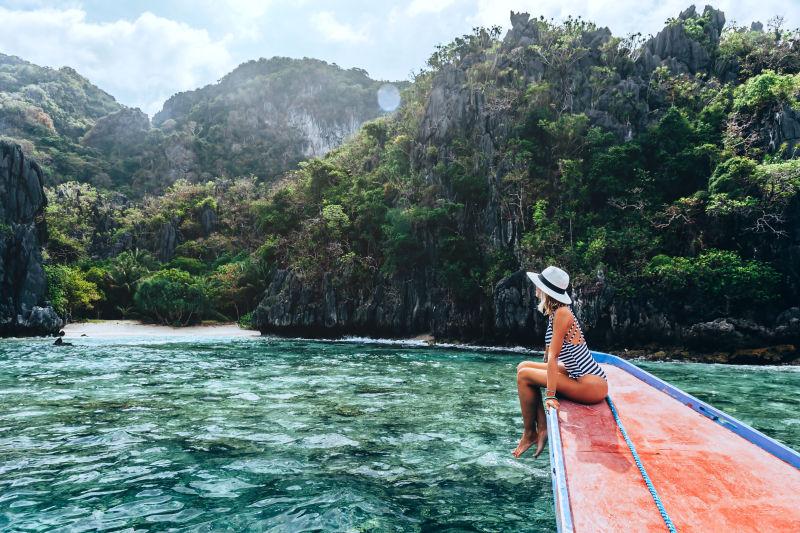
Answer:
301;434;360;448
339;336;428;347
232;392;260;401
262;334;542;355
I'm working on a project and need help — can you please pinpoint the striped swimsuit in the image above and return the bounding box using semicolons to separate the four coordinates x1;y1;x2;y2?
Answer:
545;307;607;380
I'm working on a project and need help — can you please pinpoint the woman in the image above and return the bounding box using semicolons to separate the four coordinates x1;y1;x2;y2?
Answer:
512;266;608;458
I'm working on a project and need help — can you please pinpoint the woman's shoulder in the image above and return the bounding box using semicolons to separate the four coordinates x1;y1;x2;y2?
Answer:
553;306;575;327
554;306;572;320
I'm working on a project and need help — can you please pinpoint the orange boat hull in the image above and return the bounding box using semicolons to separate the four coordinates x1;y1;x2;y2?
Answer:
548;354;800;533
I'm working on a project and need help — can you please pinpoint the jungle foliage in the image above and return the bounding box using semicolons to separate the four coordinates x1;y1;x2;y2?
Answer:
36;10;800;326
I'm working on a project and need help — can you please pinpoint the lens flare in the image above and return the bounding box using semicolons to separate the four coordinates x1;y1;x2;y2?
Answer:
377;83;400;112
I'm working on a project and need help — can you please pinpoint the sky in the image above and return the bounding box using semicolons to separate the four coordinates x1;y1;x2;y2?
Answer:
1;0;798;117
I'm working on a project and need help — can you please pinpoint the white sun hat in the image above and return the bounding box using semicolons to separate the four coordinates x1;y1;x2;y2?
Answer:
526;266;572;304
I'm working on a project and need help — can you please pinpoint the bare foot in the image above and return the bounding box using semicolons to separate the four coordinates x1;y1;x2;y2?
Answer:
533;427;548;458
512;431;536;458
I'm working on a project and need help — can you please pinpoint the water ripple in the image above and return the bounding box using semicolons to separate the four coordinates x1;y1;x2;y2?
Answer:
0;335;796;531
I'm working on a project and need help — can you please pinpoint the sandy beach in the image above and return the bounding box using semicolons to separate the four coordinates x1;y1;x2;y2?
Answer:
63;320;261;338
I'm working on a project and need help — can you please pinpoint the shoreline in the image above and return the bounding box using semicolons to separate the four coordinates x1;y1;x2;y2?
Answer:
257;329;799;365
609;345;799;366
45;320;799;365
62;320;260;338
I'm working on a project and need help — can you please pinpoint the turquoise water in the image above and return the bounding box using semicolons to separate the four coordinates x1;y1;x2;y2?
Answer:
0;336;797;531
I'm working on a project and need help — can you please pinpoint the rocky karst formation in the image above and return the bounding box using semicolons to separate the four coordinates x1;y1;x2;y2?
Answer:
492;270;800;352
0;141;62;336
151;57;393;185
81;107;151;154
1;54;394;195
0;52;121;140
253;269;484;340
639;5;725;75
253;6;800;359
255;261;799;357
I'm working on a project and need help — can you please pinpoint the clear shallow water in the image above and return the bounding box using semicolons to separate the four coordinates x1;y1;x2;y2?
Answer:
0;336;797;532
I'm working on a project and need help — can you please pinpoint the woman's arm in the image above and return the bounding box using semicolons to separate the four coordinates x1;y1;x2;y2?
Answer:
545;307;571;407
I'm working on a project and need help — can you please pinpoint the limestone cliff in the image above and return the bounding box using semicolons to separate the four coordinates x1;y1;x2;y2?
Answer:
2;54;397;196
152;57;396;184
252;7;800;360
254;264;799;358
0;141;62;336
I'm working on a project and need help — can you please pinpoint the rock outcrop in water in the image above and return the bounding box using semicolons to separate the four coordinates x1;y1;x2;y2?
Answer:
0;141;63;336
255;265;799;361
253;269;484;340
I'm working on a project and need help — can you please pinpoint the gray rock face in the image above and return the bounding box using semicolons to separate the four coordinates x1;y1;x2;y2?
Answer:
639;5;725;75
419;65;480;144
253;268;484;340
0;141;63;336
775;307;800;340
769;104;800;157
729;101;800;159
254;261;799;354
685;314;800;349
199;206;216;237
158;221;178;262
492;270;545;344
151;57;388;184
252;7;797;354
81;107;151;153
490;270;798;351
491;269;674;347
503;11;541;49
163;135;201;185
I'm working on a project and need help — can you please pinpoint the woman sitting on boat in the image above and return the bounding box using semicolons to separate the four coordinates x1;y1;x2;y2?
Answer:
513;266;608;458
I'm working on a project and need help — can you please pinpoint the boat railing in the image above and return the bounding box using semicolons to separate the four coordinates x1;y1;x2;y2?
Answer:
547;398;575;533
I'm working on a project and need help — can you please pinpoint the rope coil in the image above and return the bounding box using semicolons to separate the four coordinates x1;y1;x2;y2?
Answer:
606;395;678;533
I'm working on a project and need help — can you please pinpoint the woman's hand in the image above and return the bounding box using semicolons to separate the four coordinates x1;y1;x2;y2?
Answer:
545;398;560;411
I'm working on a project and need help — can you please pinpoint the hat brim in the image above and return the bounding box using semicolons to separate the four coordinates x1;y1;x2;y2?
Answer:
526;271;572;304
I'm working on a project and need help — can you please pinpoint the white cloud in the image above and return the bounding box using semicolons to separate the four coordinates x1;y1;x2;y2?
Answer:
193;0;274;41
407;0;457;17
0;7;234;116
218;0;273;19
1;1;797;118
310;11;369;44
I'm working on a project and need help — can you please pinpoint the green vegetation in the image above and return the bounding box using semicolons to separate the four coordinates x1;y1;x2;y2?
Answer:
45;264;102;318
42;178;270;325
134;269;209;326
644;250;780;316
732;70;800;111
0;53;123;189
2;55;394;197
34;9;800;330
718;19;800;81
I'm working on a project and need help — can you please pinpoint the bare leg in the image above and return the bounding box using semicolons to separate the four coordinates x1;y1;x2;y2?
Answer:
517;360;570;375
512;371;547;458
533;387;547;457
513;368;607;459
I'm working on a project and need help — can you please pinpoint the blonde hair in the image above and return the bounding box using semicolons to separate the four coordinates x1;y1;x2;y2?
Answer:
536;290;566;316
